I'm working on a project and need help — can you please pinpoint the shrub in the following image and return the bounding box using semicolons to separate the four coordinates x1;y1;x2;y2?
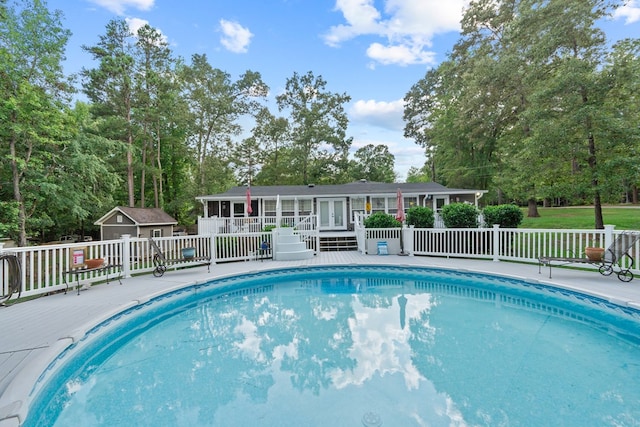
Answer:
363;212;401;228
406;206;434;228
441;203;479;228
483;204;524;228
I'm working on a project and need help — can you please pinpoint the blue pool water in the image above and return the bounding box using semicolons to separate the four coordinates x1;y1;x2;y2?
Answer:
25;266;640;426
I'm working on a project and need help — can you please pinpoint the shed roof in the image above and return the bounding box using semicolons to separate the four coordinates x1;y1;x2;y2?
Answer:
94;207;178;226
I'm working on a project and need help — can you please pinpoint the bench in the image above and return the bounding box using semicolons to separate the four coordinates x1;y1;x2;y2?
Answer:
149;238;211;277
63;263;123;295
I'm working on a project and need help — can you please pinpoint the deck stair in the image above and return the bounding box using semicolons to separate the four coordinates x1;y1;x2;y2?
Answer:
273;227;315;261
319;232;358;252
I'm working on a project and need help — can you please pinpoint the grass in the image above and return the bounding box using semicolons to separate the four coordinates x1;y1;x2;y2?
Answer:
519;206;640;230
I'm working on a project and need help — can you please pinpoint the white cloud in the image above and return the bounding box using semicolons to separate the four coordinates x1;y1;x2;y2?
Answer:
88;0;154;15
324;0;468;66
124;17;168;44
350;98;405;131
613;0;640;24
219;19;253;53
367;42;436;66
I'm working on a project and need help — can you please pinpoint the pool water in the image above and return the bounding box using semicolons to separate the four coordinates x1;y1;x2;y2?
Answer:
25;266;640;426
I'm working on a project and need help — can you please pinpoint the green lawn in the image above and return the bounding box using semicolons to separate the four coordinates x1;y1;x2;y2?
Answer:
519;206;640;230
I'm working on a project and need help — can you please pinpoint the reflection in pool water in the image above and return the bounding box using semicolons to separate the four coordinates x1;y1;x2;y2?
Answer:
26;266;640;426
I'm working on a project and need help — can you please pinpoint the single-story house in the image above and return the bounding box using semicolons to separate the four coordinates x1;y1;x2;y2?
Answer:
196;180;486;232
95;207;178;240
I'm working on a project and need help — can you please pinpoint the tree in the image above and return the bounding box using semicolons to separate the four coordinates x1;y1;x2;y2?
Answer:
350;144;396;182
601;39;640;204
251;107;291;185
133;23;177;209
81;19;137;207
405;0;628;227
180;54;267;194
232;136;262;185
405;165;432;183
0;0;72;245
276;71;352;184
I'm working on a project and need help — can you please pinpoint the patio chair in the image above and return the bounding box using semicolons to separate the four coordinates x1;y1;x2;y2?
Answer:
538;231;640;282
1;253;22;305
149;237;211;277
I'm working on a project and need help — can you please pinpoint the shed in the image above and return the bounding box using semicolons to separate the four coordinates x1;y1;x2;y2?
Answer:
94;207;178;241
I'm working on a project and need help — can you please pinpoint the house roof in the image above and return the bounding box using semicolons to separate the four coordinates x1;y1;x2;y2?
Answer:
197;181;486;200
94;207;178;226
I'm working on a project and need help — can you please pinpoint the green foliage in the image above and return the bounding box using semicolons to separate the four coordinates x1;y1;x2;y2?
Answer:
406;206;434;228
0;201;19;239
363;212;401;228
349;144;397;182
482;205;524;228
276;71;352;184
441;203;479;228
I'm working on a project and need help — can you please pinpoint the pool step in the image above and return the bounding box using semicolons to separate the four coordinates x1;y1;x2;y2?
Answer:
273;228;314;261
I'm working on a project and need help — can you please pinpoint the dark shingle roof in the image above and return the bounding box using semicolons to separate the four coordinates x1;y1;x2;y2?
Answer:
99;207;178;225
198;181;481;199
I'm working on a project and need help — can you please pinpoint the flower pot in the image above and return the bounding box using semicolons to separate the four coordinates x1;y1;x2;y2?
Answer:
585;247;604;262
182;247;196;259
85;258;105;269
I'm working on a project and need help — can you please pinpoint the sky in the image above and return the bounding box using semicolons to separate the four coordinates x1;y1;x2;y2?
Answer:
45;0;640;181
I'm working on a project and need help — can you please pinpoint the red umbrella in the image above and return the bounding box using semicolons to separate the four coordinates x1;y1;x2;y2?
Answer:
246;187;253;215
395;188;405;223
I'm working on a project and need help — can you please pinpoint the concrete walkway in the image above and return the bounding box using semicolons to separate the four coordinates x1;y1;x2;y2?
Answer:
1;252;639;426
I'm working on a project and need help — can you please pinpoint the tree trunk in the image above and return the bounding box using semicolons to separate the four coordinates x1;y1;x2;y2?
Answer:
594;191;604;229
527;198;539;217
10;133;27;247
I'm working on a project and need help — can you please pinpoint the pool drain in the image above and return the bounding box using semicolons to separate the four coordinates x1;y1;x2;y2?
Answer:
362;411;382;426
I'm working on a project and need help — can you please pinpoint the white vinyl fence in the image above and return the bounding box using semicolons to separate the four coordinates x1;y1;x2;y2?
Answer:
2;224;639;301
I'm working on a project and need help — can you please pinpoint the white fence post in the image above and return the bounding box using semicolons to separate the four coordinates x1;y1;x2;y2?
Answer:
604;224;615;249
493;224;500;262
405;226;414;256
210;232;217;264
121;234;132;278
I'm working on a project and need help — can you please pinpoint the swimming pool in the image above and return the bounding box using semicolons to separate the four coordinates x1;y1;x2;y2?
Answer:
24;266;640;426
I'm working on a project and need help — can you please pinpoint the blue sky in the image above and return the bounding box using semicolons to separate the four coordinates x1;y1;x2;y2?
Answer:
46;0;640;181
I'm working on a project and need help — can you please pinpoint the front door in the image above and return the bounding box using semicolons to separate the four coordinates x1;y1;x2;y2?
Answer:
318;198;347;230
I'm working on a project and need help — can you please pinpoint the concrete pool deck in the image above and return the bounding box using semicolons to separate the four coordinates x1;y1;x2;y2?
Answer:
1;252;640;425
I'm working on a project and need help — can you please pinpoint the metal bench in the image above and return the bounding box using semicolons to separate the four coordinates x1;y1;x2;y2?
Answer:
149;237;211;277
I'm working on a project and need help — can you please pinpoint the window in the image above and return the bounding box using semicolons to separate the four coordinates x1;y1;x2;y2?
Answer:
350;197;365;220
233;203;245;217
387;197;397;214
404;196;417;211
152;229;162;238
298;199;312;215
116;215;123;223
281;199;294;216
371;197;386;213
264;200;276;216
